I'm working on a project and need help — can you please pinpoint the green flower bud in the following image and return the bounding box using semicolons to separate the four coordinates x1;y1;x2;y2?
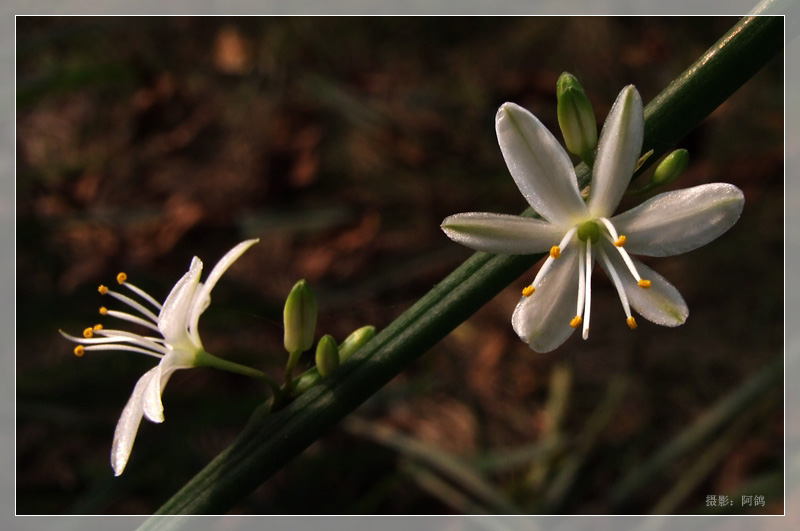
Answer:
315;334;339;377
338;325;376;362
653;149;689;186
283;279;317;353
556;72;597;164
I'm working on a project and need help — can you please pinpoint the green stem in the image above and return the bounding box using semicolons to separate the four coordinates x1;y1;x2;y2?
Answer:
193;350;264;381
194;351;281;401
139;12;782;522
283;349;302;392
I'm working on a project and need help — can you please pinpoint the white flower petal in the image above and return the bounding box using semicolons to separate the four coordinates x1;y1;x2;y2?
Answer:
589;86;644;218
158;257;203;344
441;212;563;254
602;250;688;326
187;239;259;345
141;355;186;423
111;366;159;476
610;183;745;257
496;102;587;226
512;245;580;353
142;363;166;423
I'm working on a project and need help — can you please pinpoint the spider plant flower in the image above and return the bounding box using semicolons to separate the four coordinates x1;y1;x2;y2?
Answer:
60;239;259;475
441;86;744;353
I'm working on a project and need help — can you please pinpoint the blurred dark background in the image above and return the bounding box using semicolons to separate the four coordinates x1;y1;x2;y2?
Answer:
16;17;783;515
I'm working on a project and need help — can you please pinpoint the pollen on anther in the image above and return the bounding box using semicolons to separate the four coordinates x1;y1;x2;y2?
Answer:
98;285;108;295
637;279;651;288
626;316;638;329
549;246;561;259
93;324;103;331
522;285;535;297
74;345;85;357
99;306;108;315
116;272;128;284
82;327;94;338
569;316;582;328
614;235;626;247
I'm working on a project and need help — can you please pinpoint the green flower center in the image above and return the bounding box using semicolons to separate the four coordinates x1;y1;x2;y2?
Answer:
576;220;600;243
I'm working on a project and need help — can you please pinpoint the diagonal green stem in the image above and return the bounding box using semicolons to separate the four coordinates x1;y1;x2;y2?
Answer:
139;12;782;523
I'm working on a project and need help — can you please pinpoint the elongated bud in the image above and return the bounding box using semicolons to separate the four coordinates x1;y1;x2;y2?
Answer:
652;149;689;186
315;335;339;377
556;72;597;164
338;325;376;362
283;280;317;353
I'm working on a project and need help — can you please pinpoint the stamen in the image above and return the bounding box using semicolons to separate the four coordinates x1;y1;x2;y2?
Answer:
74;345;84;357
582;239;593;340
637;279;651;288
615;246;644;282
530;258;556;291
570;316;582;328
103;308;161;333
93;328;169;354
576;242;587;328
99;306;108;315
82;327;94;338
601;223;646;285
98;285;108;295
626;317;637;329
116;272;128;284
529;227;577;294
103;289;160;323
550;246;561;259
522;285;535;297
93;324;103;331
81;344;165;359
60;328;168;356
120;280;164;310
597;246;634;322
598;218;621;241
558;227;577;251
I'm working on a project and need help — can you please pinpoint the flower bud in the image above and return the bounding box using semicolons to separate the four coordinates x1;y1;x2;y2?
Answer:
652;149;689;186
556;72;597;163
315;334;339;377
338;325;376;362
283;280;317;353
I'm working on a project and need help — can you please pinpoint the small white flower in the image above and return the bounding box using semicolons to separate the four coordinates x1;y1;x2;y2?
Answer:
61;239;259;475
441;86;744;353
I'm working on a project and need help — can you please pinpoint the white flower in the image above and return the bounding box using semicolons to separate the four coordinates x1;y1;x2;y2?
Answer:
441;86;744;353
61;239;259;475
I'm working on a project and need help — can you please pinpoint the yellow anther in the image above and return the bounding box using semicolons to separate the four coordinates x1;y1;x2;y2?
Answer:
99;306;108;315
98;285;108;295
549;246;561;259
521;285;535;297
93;324;103;331
74;345;85;357
614;235;626;247
637;279;651;289
82;327;94;338
569;316;582;328
116;272;128;284
626;316;638;330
